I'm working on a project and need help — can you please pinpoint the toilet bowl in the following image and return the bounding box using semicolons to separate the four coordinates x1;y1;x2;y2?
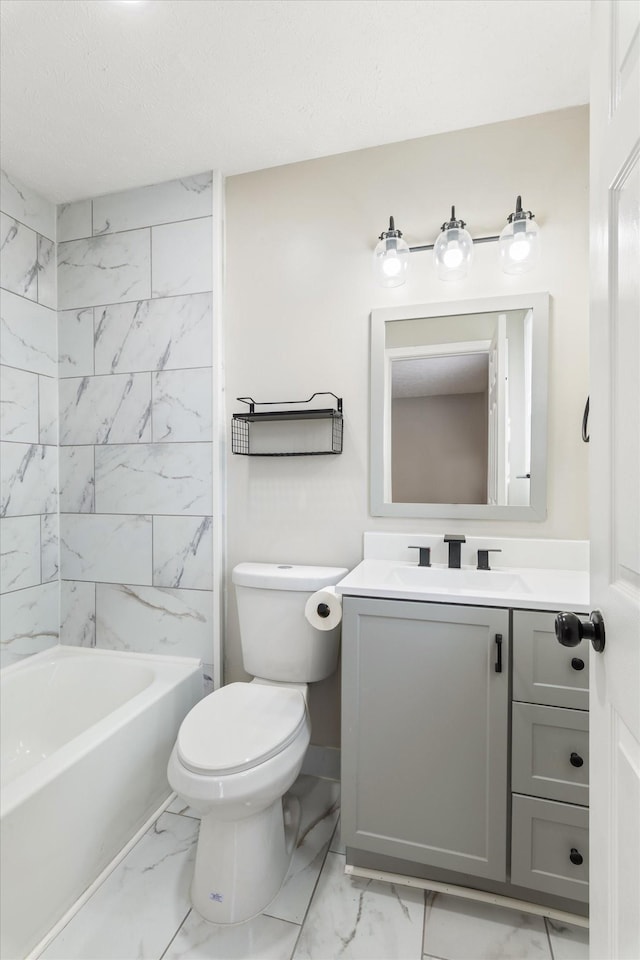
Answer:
167;562;347;924
168;681;310;923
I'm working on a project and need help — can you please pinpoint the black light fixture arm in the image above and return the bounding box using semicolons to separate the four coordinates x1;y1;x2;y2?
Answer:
408;234;500;254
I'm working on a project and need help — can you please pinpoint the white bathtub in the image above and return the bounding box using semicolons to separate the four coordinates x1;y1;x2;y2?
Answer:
0;645;202;960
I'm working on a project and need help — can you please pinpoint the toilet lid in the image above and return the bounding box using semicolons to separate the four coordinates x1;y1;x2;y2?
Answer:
177;683;307;776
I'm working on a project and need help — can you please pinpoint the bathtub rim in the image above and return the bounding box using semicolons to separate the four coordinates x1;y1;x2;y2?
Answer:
1;645;203;817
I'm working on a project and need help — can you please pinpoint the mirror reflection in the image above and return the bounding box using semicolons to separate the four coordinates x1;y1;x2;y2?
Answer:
370;294;549;521
388;308;532;506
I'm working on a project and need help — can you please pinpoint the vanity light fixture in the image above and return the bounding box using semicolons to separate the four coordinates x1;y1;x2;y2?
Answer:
373;216;411;288
373;195;540;287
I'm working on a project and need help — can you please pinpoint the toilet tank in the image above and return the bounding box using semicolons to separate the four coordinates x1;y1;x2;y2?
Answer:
232;563;348;683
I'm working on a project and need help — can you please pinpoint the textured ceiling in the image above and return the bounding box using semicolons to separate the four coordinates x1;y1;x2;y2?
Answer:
0;0;590;203
392;354;489;399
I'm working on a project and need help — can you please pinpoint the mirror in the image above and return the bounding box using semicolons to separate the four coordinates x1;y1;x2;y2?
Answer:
370;293;549;520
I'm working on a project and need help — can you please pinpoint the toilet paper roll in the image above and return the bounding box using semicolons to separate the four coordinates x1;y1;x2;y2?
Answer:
304;587;342;631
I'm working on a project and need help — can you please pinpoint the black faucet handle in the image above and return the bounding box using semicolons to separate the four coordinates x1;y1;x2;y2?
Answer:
477;548;502;571
444;534;466;543
408;546;431;567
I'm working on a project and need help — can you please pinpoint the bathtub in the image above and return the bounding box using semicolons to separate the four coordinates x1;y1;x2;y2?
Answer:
0;645;202;960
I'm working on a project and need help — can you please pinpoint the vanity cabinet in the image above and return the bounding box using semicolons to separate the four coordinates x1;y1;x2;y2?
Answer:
341;597;510;882
341;599;590;912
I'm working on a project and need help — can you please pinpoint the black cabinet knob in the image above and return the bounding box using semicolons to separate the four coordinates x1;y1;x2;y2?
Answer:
569;848;584;866
555;611;606;653
571;657;585;671
570;752;584;768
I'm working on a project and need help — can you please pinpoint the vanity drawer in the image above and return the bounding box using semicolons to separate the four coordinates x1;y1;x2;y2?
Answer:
511;794;589;903
513;610;589;710
512;702;589;806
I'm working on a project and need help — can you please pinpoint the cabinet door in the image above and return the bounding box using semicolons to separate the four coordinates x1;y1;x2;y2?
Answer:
341;597;509;882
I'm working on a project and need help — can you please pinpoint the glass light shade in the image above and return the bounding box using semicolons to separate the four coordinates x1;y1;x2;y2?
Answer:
499;217;540;275
433;225;473;281
373;234;410;288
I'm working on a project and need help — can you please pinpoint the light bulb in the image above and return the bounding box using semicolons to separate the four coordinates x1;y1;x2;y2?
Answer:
382;256;403;278
442;243;464;269
499;196;540;275
508;238;531;262
433;208;473;281
373;217;410;288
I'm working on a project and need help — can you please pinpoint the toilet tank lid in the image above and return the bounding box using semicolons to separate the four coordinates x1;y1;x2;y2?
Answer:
232;562;348;591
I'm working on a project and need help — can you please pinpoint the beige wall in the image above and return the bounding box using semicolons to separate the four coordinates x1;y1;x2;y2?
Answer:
225;106;589;747
392;394;488;504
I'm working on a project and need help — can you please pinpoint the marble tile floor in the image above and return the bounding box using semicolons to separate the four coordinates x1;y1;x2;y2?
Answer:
39;776;588;960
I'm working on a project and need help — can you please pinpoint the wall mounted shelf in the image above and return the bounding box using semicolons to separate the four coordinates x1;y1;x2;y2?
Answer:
232;393;343;457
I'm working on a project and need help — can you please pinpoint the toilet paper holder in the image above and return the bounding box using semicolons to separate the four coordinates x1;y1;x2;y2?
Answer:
305;587;343;631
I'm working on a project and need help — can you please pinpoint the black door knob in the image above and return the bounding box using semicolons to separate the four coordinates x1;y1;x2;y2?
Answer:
571;657;585;671
570;752;584;768
555;611;606;653
569;848;583;866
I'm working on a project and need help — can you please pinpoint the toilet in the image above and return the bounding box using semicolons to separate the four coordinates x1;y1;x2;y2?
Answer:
167;561;347;924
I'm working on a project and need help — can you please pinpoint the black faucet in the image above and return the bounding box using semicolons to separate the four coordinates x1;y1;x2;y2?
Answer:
444;534;466;569
477;548;502;571
409;545;431;567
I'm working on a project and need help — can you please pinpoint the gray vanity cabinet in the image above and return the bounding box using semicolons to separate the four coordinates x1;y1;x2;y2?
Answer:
341;597;510;882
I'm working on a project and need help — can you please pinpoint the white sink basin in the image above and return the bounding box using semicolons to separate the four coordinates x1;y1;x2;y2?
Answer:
387;566;531;595
335;559;590;612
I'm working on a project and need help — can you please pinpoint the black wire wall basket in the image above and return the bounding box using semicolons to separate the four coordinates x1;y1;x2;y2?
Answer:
232;393;343;456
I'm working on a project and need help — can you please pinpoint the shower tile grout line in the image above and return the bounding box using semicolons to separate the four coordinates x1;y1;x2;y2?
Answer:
0;363;57;379
57;287;215;313
0;211;55;241
59;365;214;380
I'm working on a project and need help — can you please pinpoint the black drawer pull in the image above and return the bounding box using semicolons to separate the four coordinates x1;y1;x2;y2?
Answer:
569;848;583;866
571;657;585;671
494;634;503;673
570;752;584;768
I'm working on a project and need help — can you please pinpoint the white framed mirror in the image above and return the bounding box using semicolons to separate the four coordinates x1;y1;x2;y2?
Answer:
370;293;549;520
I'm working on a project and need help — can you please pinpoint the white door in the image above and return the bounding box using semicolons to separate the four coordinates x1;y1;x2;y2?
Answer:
589;2;640;958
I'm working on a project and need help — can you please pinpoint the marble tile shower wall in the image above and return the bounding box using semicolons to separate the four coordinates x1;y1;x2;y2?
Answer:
0;169;59;668
57;172;215;675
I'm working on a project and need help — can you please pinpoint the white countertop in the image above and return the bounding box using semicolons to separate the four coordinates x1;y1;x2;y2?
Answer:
335;558;590;613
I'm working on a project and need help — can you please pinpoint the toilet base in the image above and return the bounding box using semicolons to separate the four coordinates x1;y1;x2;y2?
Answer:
191;793;301;924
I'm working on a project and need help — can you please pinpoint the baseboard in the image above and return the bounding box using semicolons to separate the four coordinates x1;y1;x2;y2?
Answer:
301;744;341;781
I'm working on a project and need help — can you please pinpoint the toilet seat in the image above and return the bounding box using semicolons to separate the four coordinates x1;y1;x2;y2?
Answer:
177;682;307;776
